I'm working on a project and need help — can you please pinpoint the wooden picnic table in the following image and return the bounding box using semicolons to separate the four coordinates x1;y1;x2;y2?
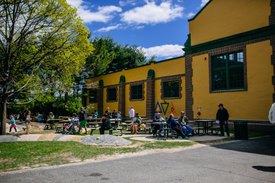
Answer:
194;119;215;135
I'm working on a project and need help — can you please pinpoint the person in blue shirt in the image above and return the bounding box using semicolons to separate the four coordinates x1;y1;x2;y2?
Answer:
9;115;17;132
167;114;186;139
152;113;165;136
178;111;193;137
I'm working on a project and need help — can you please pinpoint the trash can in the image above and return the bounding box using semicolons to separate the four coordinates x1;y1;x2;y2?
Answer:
234;121;248;140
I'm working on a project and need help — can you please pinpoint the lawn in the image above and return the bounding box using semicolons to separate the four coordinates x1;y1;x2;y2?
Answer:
0;140;194;172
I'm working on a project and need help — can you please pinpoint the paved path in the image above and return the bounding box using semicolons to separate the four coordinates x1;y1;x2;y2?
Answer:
1;136;274;183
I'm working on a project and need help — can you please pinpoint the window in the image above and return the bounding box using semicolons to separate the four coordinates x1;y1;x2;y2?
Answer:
89;90;97;103
211;51;244;91
107;87;117;101
130;84;143;100
163;81;180;98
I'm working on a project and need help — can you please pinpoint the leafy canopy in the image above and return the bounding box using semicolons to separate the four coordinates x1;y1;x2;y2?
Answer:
86;37;151;76
0;0;93;102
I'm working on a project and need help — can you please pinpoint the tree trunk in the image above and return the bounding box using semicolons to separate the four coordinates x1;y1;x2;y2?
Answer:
0;99;7;135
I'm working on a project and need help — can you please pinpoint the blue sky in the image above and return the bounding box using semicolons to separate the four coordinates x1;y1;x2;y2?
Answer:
67;0;210;61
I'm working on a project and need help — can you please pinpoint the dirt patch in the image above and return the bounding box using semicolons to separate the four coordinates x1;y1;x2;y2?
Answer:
38;134;58;141
0;158;15;164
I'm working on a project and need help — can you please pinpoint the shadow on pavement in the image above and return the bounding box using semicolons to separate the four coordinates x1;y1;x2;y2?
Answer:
252;166;275;172
211;136;275;156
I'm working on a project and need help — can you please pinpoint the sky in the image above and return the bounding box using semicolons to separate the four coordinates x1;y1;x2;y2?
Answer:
66;0;210;61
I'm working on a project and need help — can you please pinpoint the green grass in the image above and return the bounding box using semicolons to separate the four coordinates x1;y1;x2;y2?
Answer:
0;139;194;172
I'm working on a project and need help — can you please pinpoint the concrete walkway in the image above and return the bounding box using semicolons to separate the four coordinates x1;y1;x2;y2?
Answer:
0;133;231;144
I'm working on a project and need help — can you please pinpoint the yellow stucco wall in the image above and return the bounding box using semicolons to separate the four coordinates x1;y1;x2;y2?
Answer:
189;0;270;46
192;40;273;120
85;57;186;117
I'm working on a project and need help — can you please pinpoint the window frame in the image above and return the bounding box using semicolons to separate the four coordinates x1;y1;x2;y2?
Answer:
210;50;247;93
130;82;144;101
89;89;97;103
106;87;117;102
161;76;182;99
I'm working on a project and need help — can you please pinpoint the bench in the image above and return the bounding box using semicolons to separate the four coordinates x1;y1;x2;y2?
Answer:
208;126;220;135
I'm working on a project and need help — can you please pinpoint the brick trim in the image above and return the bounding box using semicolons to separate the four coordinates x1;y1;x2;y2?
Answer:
146;78;155;119
271;0;275;102
160;75;182;100
97;86;104;117
118;84;126;118
185;55;193;119
129;81;145;101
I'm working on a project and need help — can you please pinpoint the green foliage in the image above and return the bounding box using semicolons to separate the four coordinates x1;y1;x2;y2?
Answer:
86;37;152;76
0;0;93;103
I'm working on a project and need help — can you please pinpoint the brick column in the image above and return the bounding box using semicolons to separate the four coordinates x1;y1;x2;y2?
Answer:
185;55;194;119
146;69;155;119
97;80;104;117
270;0;275;102
119;76;126;118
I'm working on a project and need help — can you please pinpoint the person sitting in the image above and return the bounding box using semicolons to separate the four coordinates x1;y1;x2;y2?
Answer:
116;111;122;119
178;111;193;137
47;112;55;129
131;113;141;134
112;110;118;119
100;114;111;135
152;113;165;136
92;110;98;118
167;114;186;139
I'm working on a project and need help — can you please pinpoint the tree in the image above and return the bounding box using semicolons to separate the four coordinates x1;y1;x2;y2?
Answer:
0;0;93;135
85;37;151;77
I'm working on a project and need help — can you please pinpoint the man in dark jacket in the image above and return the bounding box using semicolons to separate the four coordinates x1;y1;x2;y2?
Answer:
216;104;230;136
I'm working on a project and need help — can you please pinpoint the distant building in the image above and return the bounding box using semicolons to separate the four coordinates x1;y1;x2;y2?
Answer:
84;0;275;122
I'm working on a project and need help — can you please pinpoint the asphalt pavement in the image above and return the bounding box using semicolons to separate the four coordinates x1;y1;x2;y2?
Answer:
1;136;274;183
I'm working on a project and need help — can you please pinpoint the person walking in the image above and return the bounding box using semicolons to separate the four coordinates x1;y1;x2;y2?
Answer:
9;115;17;133
216;104;230;136
78;107;88;134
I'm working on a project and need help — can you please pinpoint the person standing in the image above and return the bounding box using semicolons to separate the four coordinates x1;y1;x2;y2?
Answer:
268;103;275;124
216;104;230;136
129;106;135;134
24;110;32;134
78;107;88;134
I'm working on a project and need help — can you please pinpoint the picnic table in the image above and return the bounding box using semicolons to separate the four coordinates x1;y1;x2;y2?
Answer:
194;119;215;135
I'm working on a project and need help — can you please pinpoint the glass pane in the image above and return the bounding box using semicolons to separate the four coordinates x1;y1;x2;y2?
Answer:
131;85;142;99
229;66;244;89
108;88;116;101
212;55;227;69
212;69;227;90
237;52;244;62
163;81;179;98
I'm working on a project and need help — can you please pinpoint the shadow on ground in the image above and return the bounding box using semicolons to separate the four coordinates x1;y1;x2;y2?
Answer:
252;166;275;172
211;136;275;156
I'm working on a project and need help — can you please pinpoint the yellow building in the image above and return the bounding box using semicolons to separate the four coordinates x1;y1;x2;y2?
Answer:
85;0;275;122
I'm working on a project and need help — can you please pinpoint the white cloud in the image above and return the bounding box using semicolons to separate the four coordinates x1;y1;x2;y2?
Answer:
67;0;82;8
187;12;195;19
200;0;210;7
66;0;122;23
119;0;137;7
121;2;184;25
95;24;122;33
139;44;184;59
